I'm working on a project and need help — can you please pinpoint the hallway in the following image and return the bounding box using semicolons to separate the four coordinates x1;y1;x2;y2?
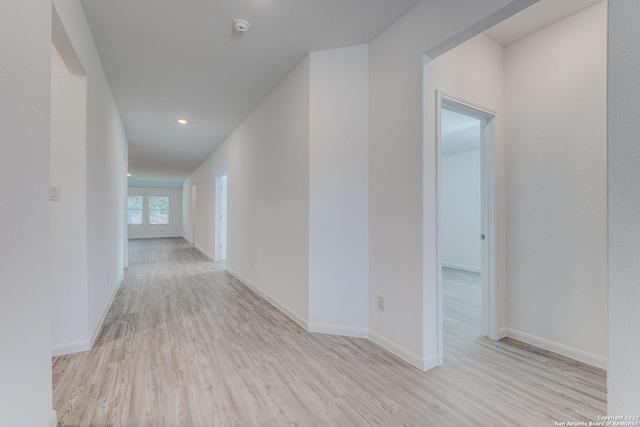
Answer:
53;238;606;426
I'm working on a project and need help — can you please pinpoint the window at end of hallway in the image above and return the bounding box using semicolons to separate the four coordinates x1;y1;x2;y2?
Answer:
149;196;169;225
127;195;143;225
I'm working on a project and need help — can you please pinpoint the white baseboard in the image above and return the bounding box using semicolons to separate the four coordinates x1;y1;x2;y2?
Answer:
225;262;438;372
89;273;124;347
503;328;607;370
128;234;183;239
423;353;441;370
498;327;508;340
52;273;124;357
52;339;91;357
195;244;215;261
205;253;441;373
46;410;57;427
442;262;481;273
308;322;369;338
226;268;309;330
369;330;439;371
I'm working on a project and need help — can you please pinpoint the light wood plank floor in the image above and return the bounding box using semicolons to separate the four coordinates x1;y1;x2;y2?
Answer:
53;238;606;426
442;267;482;362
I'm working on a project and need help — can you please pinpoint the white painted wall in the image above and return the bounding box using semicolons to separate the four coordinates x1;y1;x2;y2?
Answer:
182;145;223;259
53;0;129;346
0;0;55;425
422;2;607;369
183;185;195;244
423;34;506;364
184;45;371;335
504;2;607;366
441;149;481;272
608;0;640;414
128;187;183;239
3;0;637;421
184;56;311;324
308;45;369;336
368;0;533;369
50;43;89;355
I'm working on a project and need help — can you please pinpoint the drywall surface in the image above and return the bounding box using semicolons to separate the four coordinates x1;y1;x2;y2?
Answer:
50;44;89;354
608;0;640;414
423;34;505;359
441;149;481;272
128;187;183;239
184;56;311;323
308;45;369;335
369;0;532;367
182;184;195;245
504;2;607;365
53;0;129;344
0;0;55;425
182;154;225;260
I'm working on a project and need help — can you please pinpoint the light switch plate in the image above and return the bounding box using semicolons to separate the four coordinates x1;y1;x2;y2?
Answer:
50;185;60;201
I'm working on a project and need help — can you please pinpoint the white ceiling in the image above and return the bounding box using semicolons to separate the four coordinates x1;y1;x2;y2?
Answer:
483;0;602;46
440;0;603;156
81;0;603;186
80;0;422;185
441;109;481;157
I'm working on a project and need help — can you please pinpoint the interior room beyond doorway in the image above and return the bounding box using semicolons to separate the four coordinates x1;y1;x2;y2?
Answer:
440;106;484;361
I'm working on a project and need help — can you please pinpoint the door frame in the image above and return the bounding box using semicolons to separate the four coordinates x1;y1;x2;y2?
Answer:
215;172;228;262
191;184;197;246
436;90;499;363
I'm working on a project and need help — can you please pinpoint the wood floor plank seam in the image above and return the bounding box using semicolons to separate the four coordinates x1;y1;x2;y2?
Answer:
52;239;606;426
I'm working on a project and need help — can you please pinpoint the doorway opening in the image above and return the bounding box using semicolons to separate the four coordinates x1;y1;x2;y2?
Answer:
191;184;197;247
215;173;228;262
437;93;497;362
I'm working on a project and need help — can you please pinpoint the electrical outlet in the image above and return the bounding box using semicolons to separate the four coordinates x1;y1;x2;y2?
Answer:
251;262;255;271
377;295;385;312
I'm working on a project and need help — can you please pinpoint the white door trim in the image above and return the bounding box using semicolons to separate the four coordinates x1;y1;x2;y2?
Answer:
436;90;499;364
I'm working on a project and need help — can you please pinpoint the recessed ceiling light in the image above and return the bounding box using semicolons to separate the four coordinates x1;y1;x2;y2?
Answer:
178;119;188;125
127;173;132;177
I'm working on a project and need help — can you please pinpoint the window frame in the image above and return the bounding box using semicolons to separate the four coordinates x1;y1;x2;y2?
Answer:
127;195;144;226
148;195;170;225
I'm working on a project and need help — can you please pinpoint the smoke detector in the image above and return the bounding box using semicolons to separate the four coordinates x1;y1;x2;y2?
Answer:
233;19;250;33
